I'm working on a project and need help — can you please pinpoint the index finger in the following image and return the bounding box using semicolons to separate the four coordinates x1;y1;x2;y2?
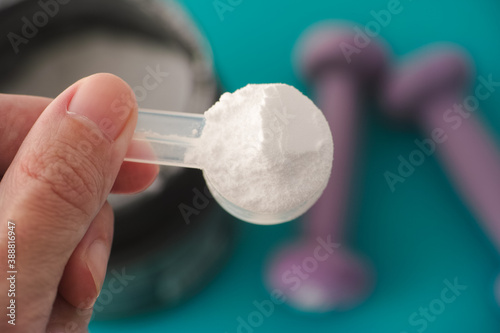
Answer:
0;93;50;174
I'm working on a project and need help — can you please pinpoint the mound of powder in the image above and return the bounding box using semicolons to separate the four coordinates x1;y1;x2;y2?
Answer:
185;84;333;217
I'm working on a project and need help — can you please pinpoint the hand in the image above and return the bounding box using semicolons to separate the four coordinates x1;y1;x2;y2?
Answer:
0;73;159;332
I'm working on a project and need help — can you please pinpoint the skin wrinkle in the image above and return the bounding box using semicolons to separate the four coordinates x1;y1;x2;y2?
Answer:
14;115;115;223
10;184;90;244
21;147;91;207
54;125;106;201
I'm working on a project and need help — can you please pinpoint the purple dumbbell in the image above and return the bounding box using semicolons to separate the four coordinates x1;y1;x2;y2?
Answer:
382;45;500;302
265;23;388;312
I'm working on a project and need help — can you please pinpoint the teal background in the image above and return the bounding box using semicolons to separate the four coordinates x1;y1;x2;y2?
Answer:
91;0;500;332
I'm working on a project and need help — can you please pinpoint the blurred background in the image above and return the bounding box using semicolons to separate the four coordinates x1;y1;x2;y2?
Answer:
1;0;500;332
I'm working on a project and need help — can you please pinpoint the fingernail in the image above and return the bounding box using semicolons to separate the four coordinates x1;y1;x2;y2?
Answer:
86;240;109;300
68;74;135;141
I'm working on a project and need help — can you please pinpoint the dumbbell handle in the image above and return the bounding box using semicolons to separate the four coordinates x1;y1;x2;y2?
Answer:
420;96;500;252
308;70;361;243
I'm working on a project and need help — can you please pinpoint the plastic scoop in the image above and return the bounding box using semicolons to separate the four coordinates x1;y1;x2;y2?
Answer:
125;84;333;226
125;109;205;168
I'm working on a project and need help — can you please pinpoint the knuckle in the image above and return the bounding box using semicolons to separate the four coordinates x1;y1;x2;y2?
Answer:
17;138;104;217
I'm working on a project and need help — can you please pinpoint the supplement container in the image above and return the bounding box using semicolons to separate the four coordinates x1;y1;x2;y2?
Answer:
0;0;234;318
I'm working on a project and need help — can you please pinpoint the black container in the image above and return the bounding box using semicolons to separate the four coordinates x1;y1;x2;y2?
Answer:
0;0;235;319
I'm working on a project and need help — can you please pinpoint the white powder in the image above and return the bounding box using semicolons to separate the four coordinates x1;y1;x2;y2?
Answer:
185;84;333;220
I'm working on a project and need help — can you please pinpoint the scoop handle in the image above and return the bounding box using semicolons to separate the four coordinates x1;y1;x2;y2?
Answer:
124;108;204;168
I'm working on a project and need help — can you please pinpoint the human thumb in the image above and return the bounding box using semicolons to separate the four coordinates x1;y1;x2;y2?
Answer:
0;73;137;331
